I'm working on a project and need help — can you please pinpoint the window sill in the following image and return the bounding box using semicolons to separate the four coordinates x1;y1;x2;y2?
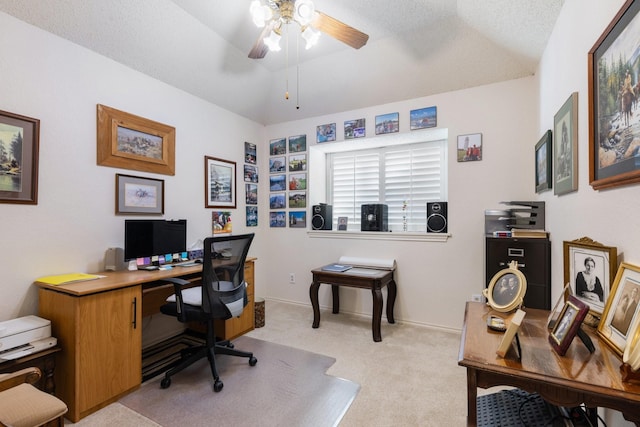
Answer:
307;230;450;242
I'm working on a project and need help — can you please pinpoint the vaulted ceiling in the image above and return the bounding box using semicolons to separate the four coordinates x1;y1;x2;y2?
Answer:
0;0;564;125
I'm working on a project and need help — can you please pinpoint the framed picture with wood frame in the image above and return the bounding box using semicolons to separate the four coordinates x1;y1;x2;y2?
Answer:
549;295;589;356
535;130;552;193
588;0;640;190
563;237;618;323
204;156;236;209
0;109;40;204
97;104;176;175
115;173;164;215
554;92;578;195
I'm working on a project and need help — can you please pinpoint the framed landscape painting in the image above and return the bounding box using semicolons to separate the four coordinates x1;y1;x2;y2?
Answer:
554;92;578;195
0;109;39;204
535;130;552;193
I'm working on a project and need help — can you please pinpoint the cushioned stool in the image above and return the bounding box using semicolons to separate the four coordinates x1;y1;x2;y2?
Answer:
0;367;68;427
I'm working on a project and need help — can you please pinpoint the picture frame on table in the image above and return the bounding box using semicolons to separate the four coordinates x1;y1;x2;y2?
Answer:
375;112;399;135
553;92;578;195
549;295;590;356
535;130;552;193
410;106;437;130
588;0;640;190
0;109;39;205
97;104;175;175
563;237;618;320
115;173;164;215
598;262;640;356
483;261;527;313
204;156;236;208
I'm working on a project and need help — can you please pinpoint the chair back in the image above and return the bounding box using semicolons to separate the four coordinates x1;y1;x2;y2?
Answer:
201;233;254;318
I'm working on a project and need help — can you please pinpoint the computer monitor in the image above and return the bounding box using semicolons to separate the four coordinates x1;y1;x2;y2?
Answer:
124;219;187;262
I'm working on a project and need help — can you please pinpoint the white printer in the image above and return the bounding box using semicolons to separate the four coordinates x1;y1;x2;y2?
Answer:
0;315;57;361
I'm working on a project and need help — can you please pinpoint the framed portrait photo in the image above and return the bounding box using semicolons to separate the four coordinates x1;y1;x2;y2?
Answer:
535;130;552;193
554;92;578;195
549;295;589;356
0;109;39;205
483;261;527;313
115;173;164;215
457;133;482;162
204;156;236;208
588;0;640;190
598;262;640;356
563;237;617;318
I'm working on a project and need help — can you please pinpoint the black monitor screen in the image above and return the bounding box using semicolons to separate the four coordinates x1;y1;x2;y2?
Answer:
124;219;187;261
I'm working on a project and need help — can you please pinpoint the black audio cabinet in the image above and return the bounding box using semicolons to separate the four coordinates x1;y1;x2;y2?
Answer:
485;237;551;310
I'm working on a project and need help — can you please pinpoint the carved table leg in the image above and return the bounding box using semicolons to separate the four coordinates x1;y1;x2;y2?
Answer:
371;287;383;342
310;279;321;328
387;278;397;324
331;284;340;314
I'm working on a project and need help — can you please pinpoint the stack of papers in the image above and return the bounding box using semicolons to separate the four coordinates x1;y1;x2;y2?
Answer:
35;273;104;285
321;264;353;272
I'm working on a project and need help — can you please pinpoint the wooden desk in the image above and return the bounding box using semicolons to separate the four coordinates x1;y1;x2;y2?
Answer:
309;267;396;342
458;301;640;426
34;258;255;422
0;346;61;394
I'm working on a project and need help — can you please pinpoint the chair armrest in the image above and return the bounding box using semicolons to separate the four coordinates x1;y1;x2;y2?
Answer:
0;367;42;392
164;277;192;322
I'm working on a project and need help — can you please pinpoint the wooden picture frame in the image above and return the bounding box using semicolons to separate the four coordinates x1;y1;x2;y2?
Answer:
457;133;482;162
535;130;552;193
115;173;164;215
375;113;399;135
588;0;640;190
554;92;578;195
204;156;236;209
410;106;437;130
97;104;175;175
549;295;589;356
483;261;527;313
598;262;640;356
496;309;526;358
563;237;618;319
0;109;39;204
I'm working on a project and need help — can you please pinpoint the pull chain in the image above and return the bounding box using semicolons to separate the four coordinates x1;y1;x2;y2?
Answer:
285;24;289;100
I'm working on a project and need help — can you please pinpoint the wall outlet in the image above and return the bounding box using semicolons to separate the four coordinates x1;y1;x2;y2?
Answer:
289;273;296;284
471;294;482;302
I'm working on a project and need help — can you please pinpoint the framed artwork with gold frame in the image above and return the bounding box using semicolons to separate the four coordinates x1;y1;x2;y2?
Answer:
483;261;527;313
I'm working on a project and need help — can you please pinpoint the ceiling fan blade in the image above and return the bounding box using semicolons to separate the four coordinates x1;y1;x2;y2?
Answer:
311;10;369;50
248;21;276;59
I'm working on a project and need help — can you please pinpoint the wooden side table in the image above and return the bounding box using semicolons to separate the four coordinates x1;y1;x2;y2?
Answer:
0;346;61;394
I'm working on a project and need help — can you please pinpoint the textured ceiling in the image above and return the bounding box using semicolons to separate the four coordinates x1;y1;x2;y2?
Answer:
0;0;564;125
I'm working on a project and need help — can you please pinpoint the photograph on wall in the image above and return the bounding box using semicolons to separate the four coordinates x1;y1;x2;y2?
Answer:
212;211;232;235
289;211;307;228
554;92;578;195
316;123;336;142
244;141;256;164
410;106;437;130
457;133;483;162
205;156;236;208
288;134;307;153
246;206;258;227
269;156;286;173
244;164;258;183
245;183;257;205
270;211;286;227
289;191;306;208
269;174;286;191
375;112;399;135
289;154;307;172
344;118;365;139
269;193;286;209
289;173;307;190
269;137;286;155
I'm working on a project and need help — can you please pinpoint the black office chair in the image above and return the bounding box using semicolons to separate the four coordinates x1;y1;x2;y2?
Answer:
159;233;257;392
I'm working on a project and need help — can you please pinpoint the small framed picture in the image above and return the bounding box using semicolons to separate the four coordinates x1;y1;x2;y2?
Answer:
338;216;348;231
289;211;306;228
269;156;286;173
269;138;286;155
410;106;437;130
245;183;257;205
375;112;399;135
344;119;365;139
212;211;232;235
269;193;286;209
288;134;307;153
269;211;286;227
289;191;306;208
598;262;640;356
244;164;258;183
457;133;482;162
316;123;336;143
289;154;307;172
554;92;578;195
483;261;527;313
535;130;552;193
289;173;307;190
116;173;164;215
269;174;286;191
246;206;258;227
204;156;236;209
244;141;256;164
549;295;589;356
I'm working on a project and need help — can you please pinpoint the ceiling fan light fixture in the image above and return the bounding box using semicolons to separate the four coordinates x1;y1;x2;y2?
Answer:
294;0;315;26
249;0;273;27
301;26;320;49
264;29;282;52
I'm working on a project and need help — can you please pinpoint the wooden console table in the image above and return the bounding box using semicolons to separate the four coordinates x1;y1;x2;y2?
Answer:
309;266;396;342
458;301;640;426
34;258;255;422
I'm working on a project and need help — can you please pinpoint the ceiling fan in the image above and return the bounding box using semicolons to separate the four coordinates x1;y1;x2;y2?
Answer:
248;0;369;59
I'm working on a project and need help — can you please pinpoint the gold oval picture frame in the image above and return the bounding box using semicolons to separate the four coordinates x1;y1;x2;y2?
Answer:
483;260;528;313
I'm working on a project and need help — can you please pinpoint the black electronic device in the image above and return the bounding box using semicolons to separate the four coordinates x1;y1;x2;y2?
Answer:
311;204;333;230
124;219;187;261
427;201;448;233
361;204;388;231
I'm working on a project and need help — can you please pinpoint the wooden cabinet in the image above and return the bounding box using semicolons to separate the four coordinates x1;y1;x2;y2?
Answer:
39;285;141;422
485;237;551;310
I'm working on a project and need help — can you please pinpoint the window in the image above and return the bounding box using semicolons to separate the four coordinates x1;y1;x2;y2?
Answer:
326;139;447;232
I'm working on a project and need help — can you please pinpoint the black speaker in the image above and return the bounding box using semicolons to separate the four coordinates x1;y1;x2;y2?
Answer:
361;204;388;231
427;202;448;233
311;204;332;230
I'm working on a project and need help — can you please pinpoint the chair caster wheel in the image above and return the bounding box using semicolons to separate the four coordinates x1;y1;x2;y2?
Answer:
227;343;234;349
160;377;171;389
249;356;257;366
214;380;223;392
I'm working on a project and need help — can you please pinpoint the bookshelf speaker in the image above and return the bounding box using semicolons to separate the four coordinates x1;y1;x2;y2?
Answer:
427;202;448;233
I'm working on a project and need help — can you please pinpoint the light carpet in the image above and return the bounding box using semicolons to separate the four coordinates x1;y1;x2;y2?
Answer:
118;335;360;427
